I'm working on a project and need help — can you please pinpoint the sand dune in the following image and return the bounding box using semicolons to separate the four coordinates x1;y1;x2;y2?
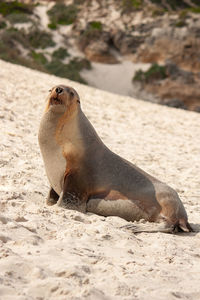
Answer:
0;59;200;300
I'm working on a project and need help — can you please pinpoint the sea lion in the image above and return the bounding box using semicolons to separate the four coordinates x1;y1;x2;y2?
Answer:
38;85;193;233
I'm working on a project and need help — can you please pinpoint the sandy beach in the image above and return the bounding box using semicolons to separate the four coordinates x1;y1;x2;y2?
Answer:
81;60;151;97
0;59;200;300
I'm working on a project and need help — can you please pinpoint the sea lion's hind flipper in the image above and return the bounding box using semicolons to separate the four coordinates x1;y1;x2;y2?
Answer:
120;222;178;234
121;220;193;234
57;173;87;213
178;219;194;232
46;187;59;206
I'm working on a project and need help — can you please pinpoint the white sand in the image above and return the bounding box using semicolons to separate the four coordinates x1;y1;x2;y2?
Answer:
81;60;150;97
0;59;200;300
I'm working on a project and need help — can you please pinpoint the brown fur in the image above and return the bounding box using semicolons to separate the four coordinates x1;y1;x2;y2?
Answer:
38;85;193;233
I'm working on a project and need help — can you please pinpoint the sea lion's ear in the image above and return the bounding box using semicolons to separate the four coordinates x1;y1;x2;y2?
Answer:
77;99;80;104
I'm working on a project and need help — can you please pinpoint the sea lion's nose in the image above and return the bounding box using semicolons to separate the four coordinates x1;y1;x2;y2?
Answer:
55;87;63;94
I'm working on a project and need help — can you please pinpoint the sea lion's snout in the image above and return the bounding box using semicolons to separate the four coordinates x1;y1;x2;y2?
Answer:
47;85;80;111
49;86;64;106
55;87;63;94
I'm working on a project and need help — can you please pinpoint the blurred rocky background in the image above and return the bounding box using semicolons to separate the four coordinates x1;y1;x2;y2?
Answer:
1;0;200;111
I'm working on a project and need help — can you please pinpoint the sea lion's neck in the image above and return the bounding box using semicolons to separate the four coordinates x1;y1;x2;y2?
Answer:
54;108;83;161
78;110;104;146
57;108;105;159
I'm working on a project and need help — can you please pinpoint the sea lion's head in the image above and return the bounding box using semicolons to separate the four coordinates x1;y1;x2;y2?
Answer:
46;85;80;114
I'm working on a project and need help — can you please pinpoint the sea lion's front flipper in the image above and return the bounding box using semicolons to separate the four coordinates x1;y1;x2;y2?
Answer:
46;187;59;206
57;173;87;213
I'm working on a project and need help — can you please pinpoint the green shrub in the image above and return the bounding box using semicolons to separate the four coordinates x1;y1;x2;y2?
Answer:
149;0;162;3
0;39;19;62
0;39;46;71
47;3;78;25
1;27;55;49
157;0;200;11
1;26;55;54
45;57;91;84
30;51;47;65
70;57;92;70
150;0;198;10
190;6;200;13
7;13;32;24
78;21;104;50
0;0;33;16
175;20;186;27
48;22;57;30
133;63;167;83
178;6;200;19
45;59;86;84
83;21;103;36
0;20;6;29
89;21;102;30
1;27;30;49
191;0;200;5
167;0;188;10
52;47;70;59
151;8;166;17
133;69;145;82
73;0;86;4
122;0;142;11
179;9;188;19
27;28;55;49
